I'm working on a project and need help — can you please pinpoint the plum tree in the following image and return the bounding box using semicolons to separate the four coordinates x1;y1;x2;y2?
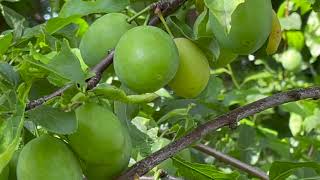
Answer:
114;26;179;93
68;102;131;179
80;13;135;67
169;38;210;98
17;135;83;180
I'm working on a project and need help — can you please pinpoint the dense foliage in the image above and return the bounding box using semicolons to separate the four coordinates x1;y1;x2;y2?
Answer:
0;0;320;179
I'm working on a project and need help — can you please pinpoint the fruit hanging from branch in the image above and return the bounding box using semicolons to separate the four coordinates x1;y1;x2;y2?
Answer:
114;26;179;93
68;102;132;179
80;13;135;67
17;135;83;180
169;38;210;98
208;0;273;55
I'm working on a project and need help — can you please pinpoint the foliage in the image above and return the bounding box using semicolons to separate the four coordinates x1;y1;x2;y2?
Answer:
0;0;319;179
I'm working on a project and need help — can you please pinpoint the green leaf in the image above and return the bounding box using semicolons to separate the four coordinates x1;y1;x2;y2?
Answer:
0;5;25;39
289;113;303;136
167;16;194;39
157;104;194;124
45;16;89;36
114;101;153;157
0;62;19;88
0;99;26;172
47;40;86;84
305;11;320;58
285;31;305;51
269;161;320;180
0;33;12;56
26;105;77;135
59;0;130;18
194;8;212;38
238;124;256;149
173;157;240;180
279;12;302;30
204;0;244;33
92;83;158;104
198;76;224;103
303;109;320;133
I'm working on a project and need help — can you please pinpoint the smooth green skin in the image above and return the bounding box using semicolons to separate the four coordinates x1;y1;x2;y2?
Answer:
0;166;9;180
214;48;238;68
114;26;179;93
8;150;20;180
280;49;302;71
209;0;272;55
17;135;83;180
169;38;210;98
69;102;131;178
80;13;135;67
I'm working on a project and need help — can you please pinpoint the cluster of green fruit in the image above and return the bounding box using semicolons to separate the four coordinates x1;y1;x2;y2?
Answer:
0;102;130;180
80;13;211;98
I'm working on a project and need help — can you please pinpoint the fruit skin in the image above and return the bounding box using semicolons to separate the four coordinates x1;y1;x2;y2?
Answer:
214;48;238;68
114;26;179;93
279;49;302;71
169;38;210;98
266;10;282;55
0;166;9;180
80;13;135;67
209;0;272;55
69;102;131;178
8;150;20;180
17;135;83;180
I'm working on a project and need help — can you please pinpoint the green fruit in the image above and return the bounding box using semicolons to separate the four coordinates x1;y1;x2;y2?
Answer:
279;49;302;71
8;150;20;180
214;48;238;68
169;38;210;98
114;26;179;93
69;102;131;178
209;0;272;54
0;166;9;180
80;13;135;67
17;135;83;180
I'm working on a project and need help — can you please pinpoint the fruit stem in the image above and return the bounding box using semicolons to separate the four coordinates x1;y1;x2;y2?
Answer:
144;13;151;26
127;6;151;23
227;64;240;89
155;7;174;38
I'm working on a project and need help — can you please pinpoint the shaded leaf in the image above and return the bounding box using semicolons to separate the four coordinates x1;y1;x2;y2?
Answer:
59;0;129;18
0;33;12;56
269;161;320;180
0;62;19;88
26;105;77;135
173;157;240;180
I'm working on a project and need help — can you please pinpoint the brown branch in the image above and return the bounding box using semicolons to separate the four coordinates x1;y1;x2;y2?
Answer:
194;144;269;180
118;87;320;179
25;0;187;111
148;0;187;25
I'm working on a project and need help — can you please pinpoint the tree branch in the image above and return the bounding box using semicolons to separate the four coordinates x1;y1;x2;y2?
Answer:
25;0;187;111
118;87;320;179
194;144;269;180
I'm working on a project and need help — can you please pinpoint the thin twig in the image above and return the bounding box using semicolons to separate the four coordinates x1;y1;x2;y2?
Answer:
194;144;269;180
118;87;320;179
